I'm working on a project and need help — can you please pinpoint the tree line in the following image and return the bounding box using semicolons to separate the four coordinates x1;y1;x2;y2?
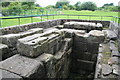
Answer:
53;0;120;11
1;0;120;16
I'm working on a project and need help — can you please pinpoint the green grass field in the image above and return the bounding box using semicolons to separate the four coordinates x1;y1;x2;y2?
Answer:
1;10;119;28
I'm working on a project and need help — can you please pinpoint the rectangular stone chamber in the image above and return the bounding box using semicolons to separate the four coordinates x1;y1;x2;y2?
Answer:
0;19;117;79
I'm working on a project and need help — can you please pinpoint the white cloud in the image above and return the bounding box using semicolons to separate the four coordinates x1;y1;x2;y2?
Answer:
35;0;120;7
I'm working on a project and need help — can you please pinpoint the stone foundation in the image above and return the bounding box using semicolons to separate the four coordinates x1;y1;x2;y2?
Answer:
0;19;119;79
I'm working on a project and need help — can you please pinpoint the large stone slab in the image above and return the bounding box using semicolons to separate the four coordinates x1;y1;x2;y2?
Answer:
0;69;22;79
64;22;102;30
0;28;43;47
0;54;45;78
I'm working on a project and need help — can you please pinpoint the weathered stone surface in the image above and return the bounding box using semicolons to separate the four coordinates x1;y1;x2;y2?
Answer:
47;34;61;55
0;43;9;60
102;64;112;76
0;28;43;47
112;51;120;57
99;47;103;53
56;25;64;29
0;69;22;79
74;31;88;43
0;43;9;54
94;64;102;78
108;57;119;65
54;48;72;78
64;22;102;30
17;37;48;57
109;43;118;51
87;42;99;54
102;30;117;40
97;53;103;64
62;38;73;51
61;29;86;38
76;59;95;72
35;53;56;78
112;64;120;75
88;30;105;43
0;54;45;78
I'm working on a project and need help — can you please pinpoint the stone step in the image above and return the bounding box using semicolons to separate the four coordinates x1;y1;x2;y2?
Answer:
0;28;43;47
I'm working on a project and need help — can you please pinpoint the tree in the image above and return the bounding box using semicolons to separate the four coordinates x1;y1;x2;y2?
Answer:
46;5;55;9
21;2;35;9
102;3;114;8
68;5;75;10
74;1;81;10
55;0;69;8
80;2;97;11
2;2;10;7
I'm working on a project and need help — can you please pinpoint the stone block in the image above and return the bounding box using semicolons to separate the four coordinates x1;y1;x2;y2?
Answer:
102;64;112;76
76;59;95;72
108;57;119;65
102;30;117;40
54;48;72;78
88;30;105;43
0;28;43;47
94;64;102;78
35;53;56;78
0;54;45;78
73;52;92;61
112;51;120;57
109;43;118;51
47;34;61;55
60;29;86;38
87;42;99;54
0;43;9;60
112;64;120;76
55;25;64;29
64;22;102;30
73;43;87;52
0;69;22;79
17;37;48;57
62;38;73;52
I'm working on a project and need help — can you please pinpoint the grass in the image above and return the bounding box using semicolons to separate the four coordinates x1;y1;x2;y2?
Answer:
1;10;119;27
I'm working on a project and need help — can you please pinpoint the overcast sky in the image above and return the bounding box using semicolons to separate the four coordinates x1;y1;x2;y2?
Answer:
35;0;119;7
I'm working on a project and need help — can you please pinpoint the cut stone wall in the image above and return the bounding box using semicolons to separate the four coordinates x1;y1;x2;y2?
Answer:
0;19;62;35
